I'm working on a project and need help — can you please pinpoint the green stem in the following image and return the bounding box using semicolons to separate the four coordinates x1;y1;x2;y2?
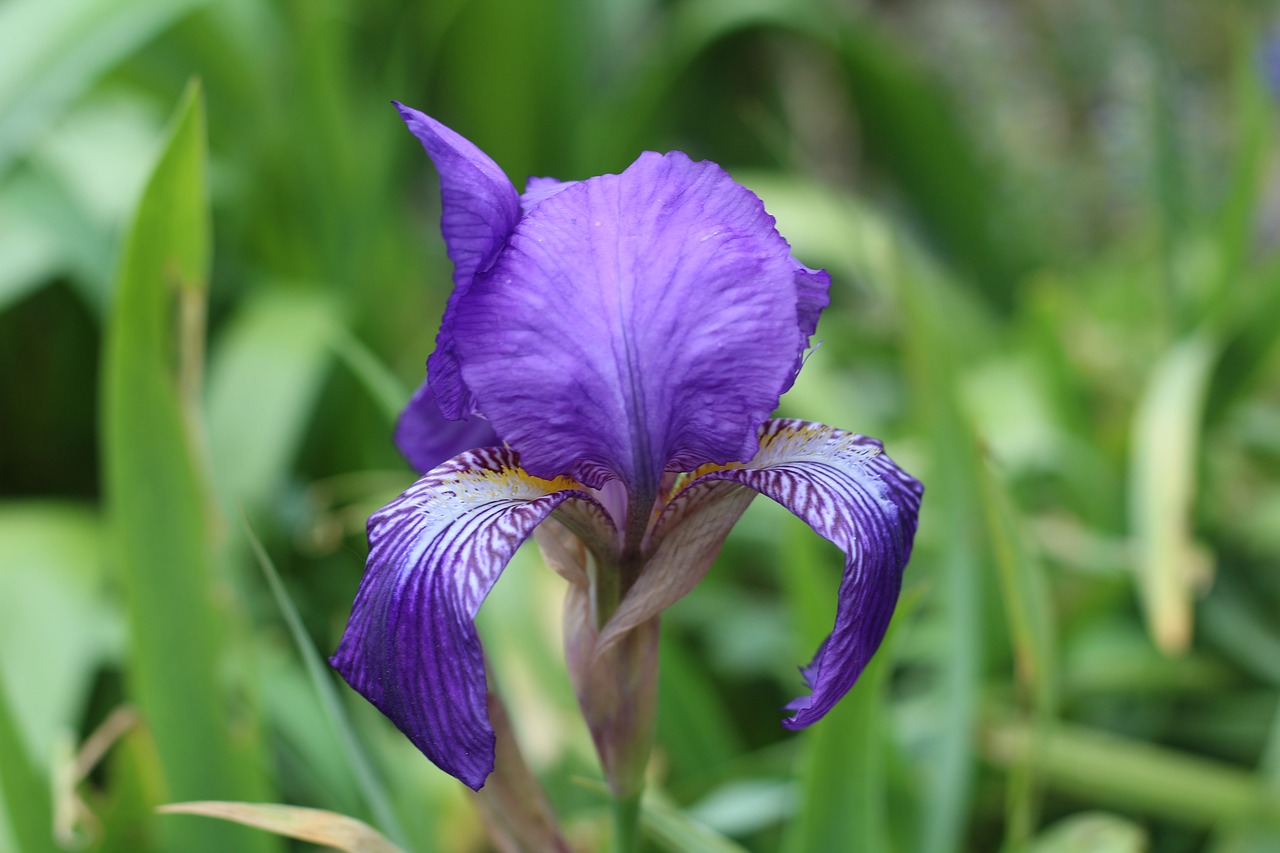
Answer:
982;714;1280;827
610;791;642;853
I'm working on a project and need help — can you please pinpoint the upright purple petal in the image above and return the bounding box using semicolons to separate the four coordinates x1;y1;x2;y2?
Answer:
520;176;577;214
452;152;804;495
395;104;520;419
780;263;831;393
690;419;922;728
395;379;500;474
330;449;605;789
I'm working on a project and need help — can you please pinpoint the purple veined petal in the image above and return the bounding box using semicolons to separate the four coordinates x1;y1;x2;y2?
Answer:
395;104;521;419
329;448;608;789
452;151;805;497
779;263;831;394
520;176;577;215
687;418;922;728
394;379;501;474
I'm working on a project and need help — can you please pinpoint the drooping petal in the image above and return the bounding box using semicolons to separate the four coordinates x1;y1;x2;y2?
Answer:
395;104;520;419
680;418;922;728
329;448;606;789
452;152;804;495
394;379;500;474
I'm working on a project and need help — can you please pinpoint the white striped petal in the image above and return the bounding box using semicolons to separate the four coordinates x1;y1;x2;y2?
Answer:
622;418;921;726
329;448;607;789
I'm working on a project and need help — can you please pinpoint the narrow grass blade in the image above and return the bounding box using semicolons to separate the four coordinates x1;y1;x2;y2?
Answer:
781;588;922;853
100;81;274;853
243;521;409;848
1203;19;1274;329
983;716;1280;828
978;460;1059;850
0;675;58;853
899;253;986;853
979;462;1058;709
1210;699;1280;852
328;326;409;426
642;789;752;853
835;19;1029;311
1128;335;1217;655
157;802;404;853
656;633;743;792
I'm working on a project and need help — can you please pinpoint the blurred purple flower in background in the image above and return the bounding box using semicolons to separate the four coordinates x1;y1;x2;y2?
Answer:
1262;27;1280;100
330;104;923;791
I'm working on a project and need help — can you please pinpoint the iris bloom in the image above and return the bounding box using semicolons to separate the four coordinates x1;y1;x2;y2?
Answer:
331;104;923;792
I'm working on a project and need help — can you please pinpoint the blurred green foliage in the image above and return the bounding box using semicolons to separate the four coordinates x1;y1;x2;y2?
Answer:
2;0;1280;851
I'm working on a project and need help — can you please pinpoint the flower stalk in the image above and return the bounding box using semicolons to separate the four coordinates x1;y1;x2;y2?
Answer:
470;679;573;853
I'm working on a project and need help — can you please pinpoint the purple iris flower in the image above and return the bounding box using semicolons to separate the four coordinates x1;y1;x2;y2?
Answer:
331;103;923;791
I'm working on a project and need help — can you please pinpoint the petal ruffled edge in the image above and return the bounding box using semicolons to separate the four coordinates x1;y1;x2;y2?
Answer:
691;418;922;728
520;176;577;215
779;263;831;394
453;151;803;494
330;448;605;789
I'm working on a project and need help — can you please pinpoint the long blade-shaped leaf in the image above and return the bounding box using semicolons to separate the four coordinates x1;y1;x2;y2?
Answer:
1129;335;1217;655
244;522;409;848
900;252;985;853
100;80;274;853
158;802;404;853
0;673;57;853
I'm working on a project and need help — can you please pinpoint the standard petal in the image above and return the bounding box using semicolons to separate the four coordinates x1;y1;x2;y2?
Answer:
394;379;501;474
779;263;831;393
395;103;520;419
329;448;604;789
452;152;804;496
520;176;577;214
690;418;922;728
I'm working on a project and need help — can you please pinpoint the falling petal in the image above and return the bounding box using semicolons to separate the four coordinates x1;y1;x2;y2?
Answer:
330;448;607;788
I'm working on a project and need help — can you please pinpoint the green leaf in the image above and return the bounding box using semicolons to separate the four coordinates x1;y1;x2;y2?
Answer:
1128;335;1217;655
977;460;1058;848
244;522;410;849
655;632;743;791
100;80;275;853
0;0;205;178
328;326;409;426
1028;812;1147;853
0;503;119;769
834;18;1030;311
205;287;336;513
899;253;988;853
0;675;58;853
157;802;405;853
983;716;1280;828
641;789;752;853
781;588;922;853
1202;19;1275;330
1211;703;1280;851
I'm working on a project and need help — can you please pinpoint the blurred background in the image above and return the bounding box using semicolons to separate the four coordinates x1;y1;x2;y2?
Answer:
2;0;1279;851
